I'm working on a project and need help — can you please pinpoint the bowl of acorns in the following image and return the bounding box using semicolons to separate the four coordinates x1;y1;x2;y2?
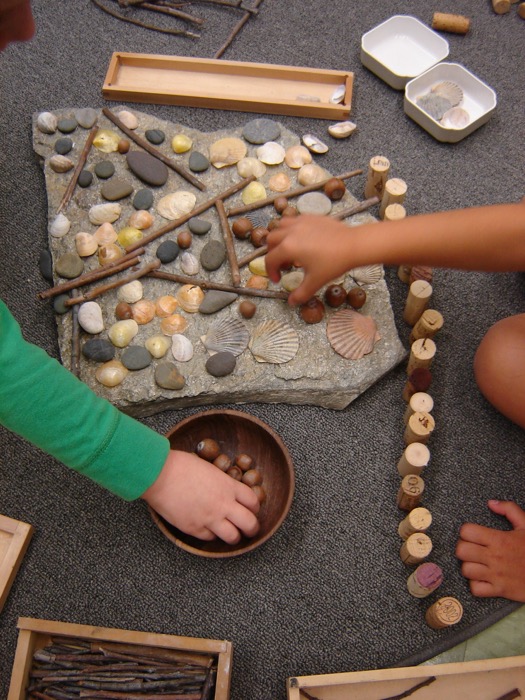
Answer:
149;409;295;557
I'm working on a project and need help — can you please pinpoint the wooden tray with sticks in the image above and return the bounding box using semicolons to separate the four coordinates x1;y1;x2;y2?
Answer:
0;515;33;614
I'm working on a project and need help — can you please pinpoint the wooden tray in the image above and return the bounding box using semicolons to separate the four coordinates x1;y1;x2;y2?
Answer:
287;655;525;699
8;617;233;700
103;52;353;119
0;515;33;614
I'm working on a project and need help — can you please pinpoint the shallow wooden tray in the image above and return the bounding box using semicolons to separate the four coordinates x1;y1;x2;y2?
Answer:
0;515;33;614
287;655;525;699
103;52;353;119
8;617;233;700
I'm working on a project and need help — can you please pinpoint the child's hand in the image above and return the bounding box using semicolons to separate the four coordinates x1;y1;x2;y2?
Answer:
142;450;260;543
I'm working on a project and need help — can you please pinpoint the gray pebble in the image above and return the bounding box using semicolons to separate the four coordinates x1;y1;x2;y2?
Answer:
78;170;93;188
94;160;115;179
39;249;53;281
133;188;154;210
127;150;168;186
188;217;211;235
55;137;73;155
53;294;70;315
57;118;77;134
205;351;236;377
121;345;152;370
82;338;115;362
101;178;133;201
242;118;281;144
200;239;226;271
155;362;185;390
199;291;238;314
188;151;209;172
55;252;84;279
75;108;98;129
156;240;180;264
145;128;165;145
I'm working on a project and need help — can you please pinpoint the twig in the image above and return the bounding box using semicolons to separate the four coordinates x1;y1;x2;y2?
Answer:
135;1;204;25
102;107;206;192
90;0;200;37
149;269;289;300
381;676;436;700
237;245;267;268
215;198;241;286
214;0;264;58
299;690;322;700
57;125;98;213
70;298;81;377
65;260;161;306
495;690;522;700
331;195;380;220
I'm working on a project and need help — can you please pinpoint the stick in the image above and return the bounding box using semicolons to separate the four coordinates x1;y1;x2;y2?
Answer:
70;299;81;377
149;269;289;300
90;0;200;37
237;245;268;268
65;260;161;306
138;1;204;25
214;0;264;58
331;195;380;220
381;676;436;700
495;690;521;700
57;125;98;213
215;198;241;285
101;108;206;191
299;690;322;700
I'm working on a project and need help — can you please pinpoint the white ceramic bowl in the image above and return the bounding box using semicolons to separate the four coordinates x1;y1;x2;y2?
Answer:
404;62;497;142
361;15;449;90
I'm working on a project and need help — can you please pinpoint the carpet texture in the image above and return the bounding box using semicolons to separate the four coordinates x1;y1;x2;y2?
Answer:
1;1;524;698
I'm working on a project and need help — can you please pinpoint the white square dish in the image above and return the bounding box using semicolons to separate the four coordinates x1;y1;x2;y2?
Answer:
361;15;449;90
404;62;497;142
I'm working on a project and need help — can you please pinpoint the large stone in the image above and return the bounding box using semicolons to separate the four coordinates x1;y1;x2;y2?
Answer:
126;150;169;186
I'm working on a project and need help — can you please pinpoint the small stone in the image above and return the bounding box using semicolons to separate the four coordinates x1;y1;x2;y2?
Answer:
297;191;332;216
155;362;185;390
118;139;130;154
53;294;70;314
94;160;115;179
188;151;210;172
57;117;77;133
121;345;152;370
200;240;226;271
145;128;165;145
242;118;281;144
82;338;115;362
127;150;169;186
78;170;93;188
239;300;256;319
39;249;53;281
55;137;73;155
101;178;133;201
188;217;211;235
205;351;236;377
78;301;105;334
199;291;238;314
156;240;180;263
133;188;154;210
55;252;84;279
75;108;98;129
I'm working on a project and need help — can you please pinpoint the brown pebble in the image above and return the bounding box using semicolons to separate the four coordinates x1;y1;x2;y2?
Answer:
115;301;133;320
242;468;263;486
300;297;325;324
196;438;221;461
251;227;269;248
281;205;298;217
347;287;367;309
274;196;289;214
235;453;253;471
226;465;243;481
252;484;266;503
324;177;346;200
324;284;346;308
213;453;232;471
117;138;130;154
232;217;253;240
239;300;257;319
177;230;192;249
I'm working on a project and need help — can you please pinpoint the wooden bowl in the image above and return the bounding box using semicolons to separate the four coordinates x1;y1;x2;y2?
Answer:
149;409;295;558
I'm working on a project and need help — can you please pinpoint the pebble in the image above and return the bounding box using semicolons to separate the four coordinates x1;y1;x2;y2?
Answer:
94;160;115;179
82;338;115;362
78;170;93;188
156;239;180;264
53;294;70;314
55;137;73;155
199;290;238;314
145;128;165;145
75;108;98;129
57;117;77;133
55;252;84;279
155;362;185;390
39;249;53;281
121;345;152;370
127;150;169;186
49;155;74;173
188;217;211;235
205;351;236;377
101;178;134;201
200;240;226;271
297;191;332;216
188;151;210;172
78;301;104;334
242;118;281;144
133;188;154;210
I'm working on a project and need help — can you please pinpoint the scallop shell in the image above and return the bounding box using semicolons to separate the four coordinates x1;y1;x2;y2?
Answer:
297;163;327;186
349;264;383;286
441;107;470;129
93;128;121;153
89;203;121;225
246;211;271;230
327;120;357;139
171;334;194;362
202;317;249;357
116;110;138;129
431;81;463;107
37;111;58;134
157;191;196;220
176;284;204;313
268;172;291;192
416;93;453;121
75;231;98;257
209;137;247;168
284;145;312;169
180;251;199;276
302;133;329;154
94;222;118;245
241;181;267;205
95;360;128;387
326;308;381;360
236;157;266;178
49;213;71;238
249;320;299;364
118;280;144;304
330;84;346;104
49;155;74;173
256;141;286;165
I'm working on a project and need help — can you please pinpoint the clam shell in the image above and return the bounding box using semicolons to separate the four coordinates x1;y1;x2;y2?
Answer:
171;333;194;362
328;120;357;139
89;203;122;225
37;111;58;134
209;137;247;168
176;284;204;312
98;243;124;266
49;155;74;173
248;256;267;277
431;81;463;107
49;213;71;238
108;319;139;348
180;251;199;276
236;157;266;178
441;107;470;129
202;317;249;356
249;320;299;364
326;308;381;360
145;334;170;358
256;141;285;165
78;301;104;334
128;209;154;229
155;295;179;317
161;314;188;335
117;226;143;248
117;280;143;304
75;231;98;257
93;128;121;153
95;360;128;387
157;191;196;220
330;84;346;104
297;163;327;186
302;133;329;154
131;299;156;325
171;133;193;153
284;144;312;169
349;264;383;285
116;110;138;129
94;222;118;245
416;93;453;121
241;181;267;205
268;172;291;192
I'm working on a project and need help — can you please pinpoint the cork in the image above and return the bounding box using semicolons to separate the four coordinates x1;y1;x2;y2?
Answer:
404;411;435;445
400;532;432;565
384;203;406;222
397;442;430;477
402;367;432;402
364;155;390;199
425;597;463;629
431;12;470;34
407;562;443;598
398;506;432;539
397;474;425;511
406;338;436;376
379;178;407;219
403;392;434;425
403;280;432;326
492;0;511;12
409;309;444;344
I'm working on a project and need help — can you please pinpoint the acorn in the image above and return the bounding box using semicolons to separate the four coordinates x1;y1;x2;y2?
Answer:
251;227;269;248
226;465;243;481
177;230;192;249
117;138;130;154
300;297;325;324
242;468;263;486
213;453;232;471
267;218;281;231
115;301;133;320
232;217;253;240
324;283;347;308
235;453;254;471
274;196;289;214
196;438;220;462
324;177;346;201
347;287;367;309
251;484;267;503
281;205;298;217
239;300;257;319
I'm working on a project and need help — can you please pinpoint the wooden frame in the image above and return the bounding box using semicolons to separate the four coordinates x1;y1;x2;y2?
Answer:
8;617;233;700
103;52;353;119
287;655;525;699
0;515;33;614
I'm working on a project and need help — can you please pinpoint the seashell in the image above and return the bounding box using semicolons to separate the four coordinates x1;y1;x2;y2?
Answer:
49;155;74;173
98;243;124;266
155;295;179;317
297;191;332;216
248;256;267;277
284;144;312;169
171;334;194;362
328;120;357;139
241;181;267;205
209;137;247;168
256;141;285;165
176;284;204;312
302;133;329;154
49;213;71;238
330;84;346;104
246;274;268;290
171;133;192;153
441;107;470;129
249;320;299;364
180;251;199;276
93;128;121;153
95;360;128;387
89;203;122;225
93;222;118;245
116;110;138;129
118;280;144;304
128;209;154;230
161;314;188;335
326;308;380;360
236;157;266;178
268;172;291;192
416;93;453;121
108;319;139;348
431;81;463;107
145;334;170;358
348;264;384;286
157;191;196;220
202;317;249;357
37;111;58;134
246;211;271;230
78;301;104;334
117;226;143;248
297;163;327;186
280;270;304;292
131;299;156;325
75;231;98;257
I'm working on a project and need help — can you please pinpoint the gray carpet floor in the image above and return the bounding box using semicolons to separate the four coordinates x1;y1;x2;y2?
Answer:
1;1;524;698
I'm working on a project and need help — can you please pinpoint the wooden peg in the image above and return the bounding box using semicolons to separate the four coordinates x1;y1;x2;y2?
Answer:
409;309;444;344
407;562;443;598
398;506;432;539
402;367;432;402
406;338;436;376
431;12;470;34
364;155;390;199
397;264;412;283
397;443;430;478
379;178;407;219
425;597;463;629
403;280;432;326
404;411;435;445
492;0;511;12
403;392;434;425
400;532;432;565
397;473;425;511
384;203;406;222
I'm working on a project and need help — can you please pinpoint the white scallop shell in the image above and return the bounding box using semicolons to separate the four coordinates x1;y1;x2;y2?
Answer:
157;191;196;220
37;111;58;134
89;203;122;225
171;334;194;362
249;320;299;364
209;137;247;168
302;133;329;154
236;157;266;178
202;317;249;356
78;301;104;334
256;141;286;165
180;251;199;276
326;308;380;360
441;107;470;129
348;264;383;286
431;81;463;107
49;213;71;238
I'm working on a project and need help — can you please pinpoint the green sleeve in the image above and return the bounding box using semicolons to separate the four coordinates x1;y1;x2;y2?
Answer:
0;300;170;500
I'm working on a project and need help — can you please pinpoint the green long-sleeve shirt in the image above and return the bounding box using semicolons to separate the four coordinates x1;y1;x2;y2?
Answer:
0;300;169;500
